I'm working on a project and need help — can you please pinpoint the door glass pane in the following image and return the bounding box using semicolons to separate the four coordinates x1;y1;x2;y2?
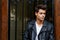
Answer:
10;1;16;40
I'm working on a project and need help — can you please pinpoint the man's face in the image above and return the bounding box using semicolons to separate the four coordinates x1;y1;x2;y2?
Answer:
35;9;46;21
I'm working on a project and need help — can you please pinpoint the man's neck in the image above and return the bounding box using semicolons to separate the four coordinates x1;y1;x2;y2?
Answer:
36;19;44;25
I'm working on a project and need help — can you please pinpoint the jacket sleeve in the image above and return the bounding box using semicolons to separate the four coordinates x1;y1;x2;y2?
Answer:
23;22;31;40
23;30;29;40
49;24;55;40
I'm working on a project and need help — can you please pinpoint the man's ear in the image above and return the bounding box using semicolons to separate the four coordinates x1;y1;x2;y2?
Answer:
35;12;37;16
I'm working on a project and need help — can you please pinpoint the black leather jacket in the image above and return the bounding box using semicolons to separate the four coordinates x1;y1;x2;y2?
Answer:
23;20;55;40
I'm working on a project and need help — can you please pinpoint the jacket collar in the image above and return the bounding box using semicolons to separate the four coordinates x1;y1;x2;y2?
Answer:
31;20;48;33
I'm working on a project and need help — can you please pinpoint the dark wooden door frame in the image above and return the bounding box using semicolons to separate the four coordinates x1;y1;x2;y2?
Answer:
1;0;8;40
55;0;60;40
0;0;2;40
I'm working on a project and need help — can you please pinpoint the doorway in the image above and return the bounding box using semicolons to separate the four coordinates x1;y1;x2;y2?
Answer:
10;0;54;40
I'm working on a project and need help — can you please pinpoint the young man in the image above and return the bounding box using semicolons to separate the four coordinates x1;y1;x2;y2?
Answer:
23;4;54;40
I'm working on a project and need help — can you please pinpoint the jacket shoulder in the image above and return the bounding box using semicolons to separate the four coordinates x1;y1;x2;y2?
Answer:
45;20;54;30
26;20;35;30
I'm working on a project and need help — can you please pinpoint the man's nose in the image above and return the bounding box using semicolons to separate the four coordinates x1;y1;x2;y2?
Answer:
42;14;45;17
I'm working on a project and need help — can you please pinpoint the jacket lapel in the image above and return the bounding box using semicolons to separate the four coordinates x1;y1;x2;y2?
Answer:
39;20;48;34
31;21;37;40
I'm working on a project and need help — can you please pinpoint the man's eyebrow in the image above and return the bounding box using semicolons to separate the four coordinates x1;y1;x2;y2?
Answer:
39;12;46;14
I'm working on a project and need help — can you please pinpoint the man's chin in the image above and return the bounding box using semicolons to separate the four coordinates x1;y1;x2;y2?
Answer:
38;19;44;21
40;19;44;21
38;18;45;21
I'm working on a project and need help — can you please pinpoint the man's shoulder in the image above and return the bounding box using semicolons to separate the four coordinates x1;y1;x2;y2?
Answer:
26;20;35;29
28;20;53;26
44;20;54;29
44;20;53;25
27;20;35;25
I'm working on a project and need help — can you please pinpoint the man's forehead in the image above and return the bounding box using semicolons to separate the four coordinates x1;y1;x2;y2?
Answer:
39;9;46;12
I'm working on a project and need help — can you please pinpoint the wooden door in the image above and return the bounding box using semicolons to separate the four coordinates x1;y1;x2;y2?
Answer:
1;0;60;40
55;0;60;40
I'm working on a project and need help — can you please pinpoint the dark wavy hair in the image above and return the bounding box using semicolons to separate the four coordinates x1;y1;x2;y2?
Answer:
35;4;47;13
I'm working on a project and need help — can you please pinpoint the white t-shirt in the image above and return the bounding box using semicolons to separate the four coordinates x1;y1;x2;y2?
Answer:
35;22;43;40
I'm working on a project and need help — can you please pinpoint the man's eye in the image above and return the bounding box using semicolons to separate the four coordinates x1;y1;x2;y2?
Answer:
40;13;42;14
44;13;46;14
40;13;46;14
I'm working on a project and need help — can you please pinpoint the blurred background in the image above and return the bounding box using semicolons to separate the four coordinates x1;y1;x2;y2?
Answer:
10;0;54;40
